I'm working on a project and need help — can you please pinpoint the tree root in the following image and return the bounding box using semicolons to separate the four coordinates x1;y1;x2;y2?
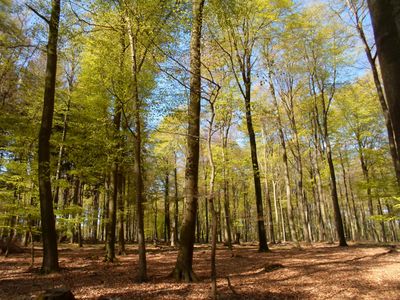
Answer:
172;267;198;282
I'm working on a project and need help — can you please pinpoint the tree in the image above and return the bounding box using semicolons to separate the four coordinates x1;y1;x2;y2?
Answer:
341;0;400;185
35;0;61;273
172;0;205;282
367;0;400;187
301;5;349;246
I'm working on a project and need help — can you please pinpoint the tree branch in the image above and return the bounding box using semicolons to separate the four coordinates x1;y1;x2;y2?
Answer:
26;4;49;24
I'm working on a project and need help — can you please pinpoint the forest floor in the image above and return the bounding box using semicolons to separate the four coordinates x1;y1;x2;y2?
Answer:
0;242;399;299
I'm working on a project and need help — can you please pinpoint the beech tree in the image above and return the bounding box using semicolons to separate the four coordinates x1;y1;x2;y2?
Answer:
172;0;205;281
34;0;61;273
367;0;400;184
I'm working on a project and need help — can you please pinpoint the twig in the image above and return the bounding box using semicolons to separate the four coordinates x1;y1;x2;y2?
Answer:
226;276;239;295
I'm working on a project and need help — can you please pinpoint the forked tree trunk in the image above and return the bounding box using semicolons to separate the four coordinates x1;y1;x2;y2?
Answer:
37;0;61;273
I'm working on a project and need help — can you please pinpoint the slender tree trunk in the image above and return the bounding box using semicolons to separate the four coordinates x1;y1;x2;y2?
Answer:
171;153;179;247
325;137;347;246
261;125;275;244
272;180;282;242
268;73;298;244
37;0;61;273
357;141;378;241
339;150;357;241
92;187;99;241
172;0;205;281
164;172;171;242
377;198;387;242
205;99;218;298
243;80;268;251
204;166;209;244
106;168;117;261
118;173;125;255
314;84;347;246
53;94;70;206
221;126;233;250
127;17;147;282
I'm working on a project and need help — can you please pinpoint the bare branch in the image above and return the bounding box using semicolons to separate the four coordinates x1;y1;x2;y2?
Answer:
26;4;49;24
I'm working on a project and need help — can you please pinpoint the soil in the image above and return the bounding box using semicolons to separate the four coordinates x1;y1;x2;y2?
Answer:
0;242;399;299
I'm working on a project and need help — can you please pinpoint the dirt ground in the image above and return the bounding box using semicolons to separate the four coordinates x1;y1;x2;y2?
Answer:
0;242;399;299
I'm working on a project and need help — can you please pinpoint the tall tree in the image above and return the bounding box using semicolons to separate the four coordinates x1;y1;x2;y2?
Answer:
367;0;400;183
210;0;277;251
172;0;205;281
35;0;61;273
343;0;400;185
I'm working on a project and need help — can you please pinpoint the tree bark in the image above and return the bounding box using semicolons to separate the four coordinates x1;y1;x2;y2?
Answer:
368;0;400;185
346;0;400;184
172;0;205;282
37;0;61;273
242;77;268;251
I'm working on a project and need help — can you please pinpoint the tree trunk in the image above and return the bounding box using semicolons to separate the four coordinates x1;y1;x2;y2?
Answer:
243;78;268;251
37;0;61;273
268;73;298;245
346;0;400;184
221;126;233;250
164;172;171;242
118;173;125;255
105;169;117;261
368;0;400;183
172;0;205;282
92;187;99;241
171;154;179;247
325;137;347;246
127;17;147;282
339;150;358;241
357;140;378;241
261;125;275;244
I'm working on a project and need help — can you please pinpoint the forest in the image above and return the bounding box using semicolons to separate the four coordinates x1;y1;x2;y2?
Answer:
1;0;400;299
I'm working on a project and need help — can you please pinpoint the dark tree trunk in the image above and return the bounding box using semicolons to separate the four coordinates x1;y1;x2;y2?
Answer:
173;0;205;281
347;0;400;184
106;168;117;261
368;0;400;183
325;138;348;246
244;81;268;252
37;0;61;273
